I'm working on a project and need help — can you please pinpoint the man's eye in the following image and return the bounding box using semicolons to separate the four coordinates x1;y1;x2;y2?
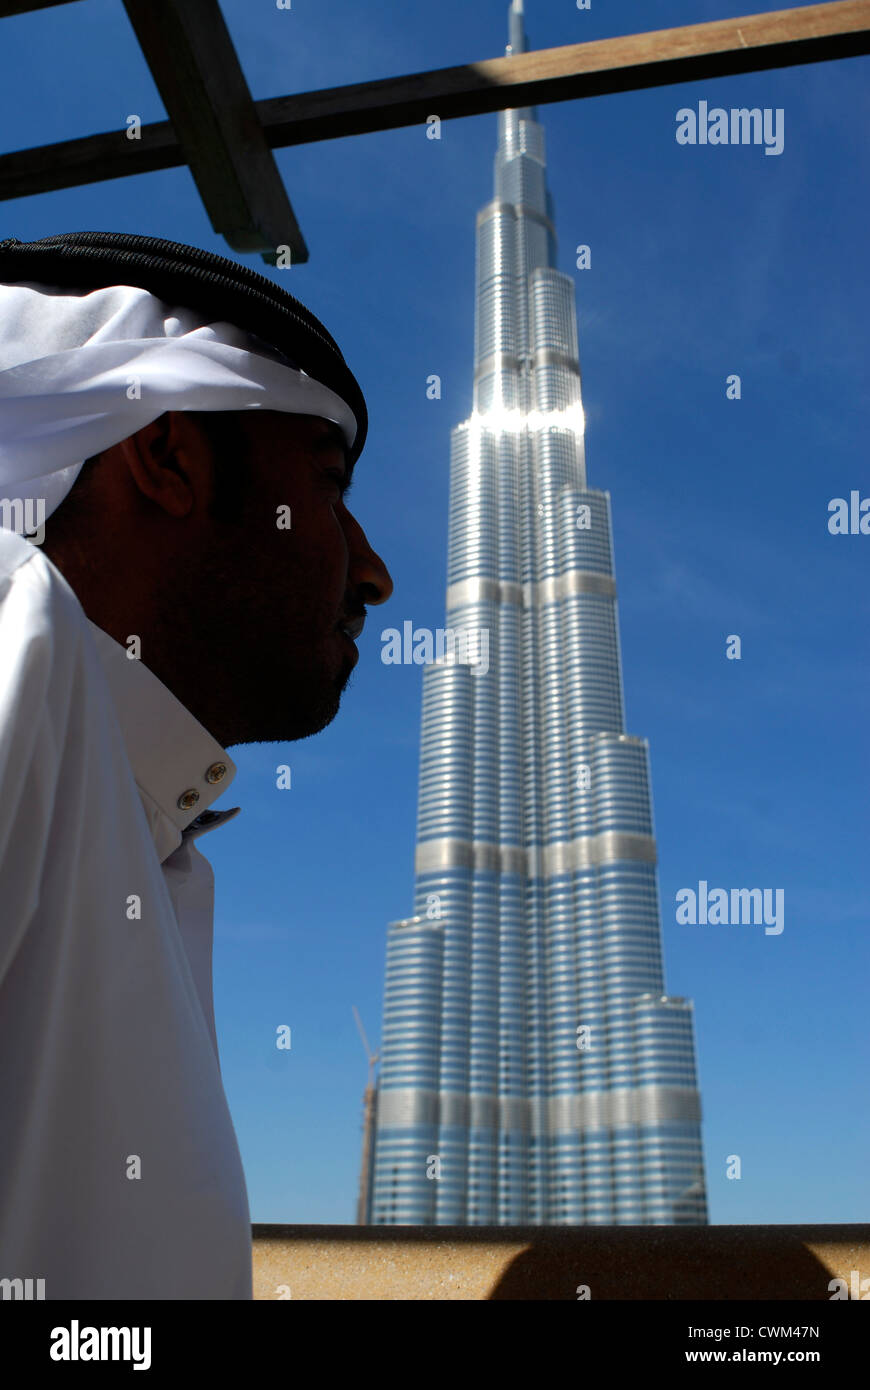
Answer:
325;470;346;491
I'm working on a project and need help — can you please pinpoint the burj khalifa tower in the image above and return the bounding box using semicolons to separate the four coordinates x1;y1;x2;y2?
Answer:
367;0;708;1226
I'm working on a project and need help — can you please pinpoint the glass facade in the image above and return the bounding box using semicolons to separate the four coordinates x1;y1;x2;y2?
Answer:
368;1;708;1227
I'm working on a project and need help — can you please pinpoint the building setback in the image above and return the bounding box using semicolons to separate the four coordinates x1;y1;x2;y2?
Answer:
367;1;708;1226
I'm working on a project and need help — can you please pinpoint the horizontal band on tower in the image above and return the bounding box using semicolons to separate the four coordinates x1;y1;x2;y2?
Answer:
474;347;582;379
532;347;581;372
415;831;657;877
476;198;556;238
446;569;616;612
376;1084;701;1132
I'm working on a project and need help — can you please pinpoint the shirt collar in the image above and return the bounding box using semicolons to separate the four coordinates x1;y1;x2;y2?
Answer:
86;619;241;863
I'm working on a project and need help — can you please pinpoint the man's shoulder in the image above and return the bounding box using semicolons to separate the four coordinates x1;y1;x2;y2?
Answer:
0;525;41;583
0;528;87;627
0;529;95;711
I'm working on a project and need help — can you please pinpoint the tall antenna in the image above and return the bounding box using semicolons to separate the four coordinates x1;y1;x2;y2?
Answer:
352;1005;379;1224
508;0;527;56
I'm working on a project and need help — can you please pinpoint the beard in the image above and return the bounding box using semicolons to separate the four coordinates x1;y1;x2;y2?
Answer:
145;528;357;748
234;638;355;746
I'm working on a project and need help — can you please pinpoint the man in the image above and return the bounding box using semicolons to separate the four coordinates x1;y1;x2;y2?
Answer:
0;231;393;1299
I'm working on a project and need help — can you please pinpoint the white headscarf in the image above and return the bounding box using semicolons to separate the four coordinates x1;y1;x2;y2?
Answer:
0;280;359;535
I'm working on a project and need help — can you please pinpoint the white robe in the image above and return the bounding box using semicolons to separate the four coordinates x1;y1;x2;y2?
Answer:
0;527;252;1299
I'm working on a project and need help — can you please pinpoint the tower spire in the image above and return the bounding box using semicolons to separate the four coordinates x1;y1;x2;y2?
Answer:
500;0;536;140
507;0;526;56
368;0;709;1235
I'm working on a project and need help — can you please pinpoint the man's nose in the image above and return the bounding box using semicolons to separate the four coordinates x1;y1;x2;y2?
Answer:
348;518;393;606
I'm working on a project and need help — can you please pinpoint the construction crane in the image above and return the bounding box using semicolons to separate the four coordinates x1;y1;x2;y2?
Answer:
352;1006;379;1225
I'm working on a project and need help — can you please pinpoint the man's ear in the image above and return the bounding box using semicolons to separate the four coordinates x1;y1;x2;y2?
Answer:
117;412;216;520
140;411;172;459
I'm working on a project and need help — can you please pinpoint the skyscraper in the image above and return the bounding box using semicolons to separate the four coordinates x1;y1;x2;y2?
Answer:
367;0;708;1226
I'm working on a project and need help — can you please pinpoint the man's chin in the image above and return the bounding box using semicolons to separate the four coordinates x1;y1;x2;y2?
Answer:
274;661;354;742
292;690;344;741
225;658;354;746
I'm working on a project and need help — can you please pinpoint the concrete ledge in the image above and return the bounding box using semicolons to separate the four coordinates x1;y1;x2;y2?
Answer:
252;1223;870;1300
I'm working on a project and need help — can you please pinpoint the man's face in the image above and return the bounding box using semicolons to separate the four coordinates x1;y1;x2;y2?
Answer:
43;407;393;747
185;410;393;746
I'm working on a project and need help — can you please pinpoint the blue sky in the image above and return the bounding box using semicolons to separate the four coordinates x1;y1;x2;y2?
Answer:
3;0;867;1225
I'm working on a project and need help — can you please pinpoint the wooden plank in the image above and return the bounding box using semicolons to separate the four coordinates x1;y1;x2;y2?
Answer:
261;0;870;146
120;0;308;263
0;1;81;15
0;2;867;208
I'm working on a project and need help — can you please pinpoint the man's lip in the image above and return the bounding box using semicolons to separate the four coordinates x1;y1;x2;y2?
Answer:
339;629;360;664
337;615;365;639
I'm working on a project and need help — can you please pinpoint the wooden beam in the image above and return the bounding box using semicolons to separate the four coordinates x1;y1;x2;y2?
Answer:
260;0;870;146
0;3;867;210
0;1;81;15
120;0;308;263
